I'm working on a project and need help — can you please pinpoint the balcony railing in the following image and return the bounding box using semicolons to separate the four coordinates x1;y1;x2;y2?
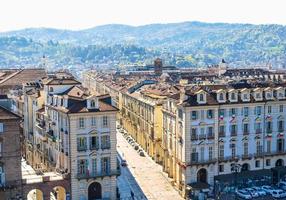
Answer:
207;134;214;140
76;170;121;179
255;129;262;134
77;145;87;151
199;134;206;140
90;145;99;150
231;131;237;137
191;134;198;141
190;158;217;165
219;132;225;137
243;131;249;136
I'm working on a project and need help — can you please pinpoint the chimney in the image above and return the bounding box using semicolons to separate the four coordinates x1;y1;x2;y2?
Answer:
179;87;187;104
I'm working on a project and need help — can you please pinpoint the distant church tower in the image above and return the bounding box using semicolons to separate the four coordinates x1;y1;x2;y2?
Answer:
154;58;163;75
218;58;227;77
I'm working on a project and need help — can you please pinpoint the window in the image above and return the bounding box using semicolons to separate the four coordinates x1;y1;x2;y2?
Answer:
92;159;97;175
243;107;249;116
243;123;249;134
218;109;225;117
199;94;204;102
243;93;249;100
0;164;4;185
230;124;237;136
102;116;108;127
191;148;198;162
255;106;262;115
207;127;213;137
266;121;272;134
200;147;204;161
191;128;197;139
256;93;261;99
280;105;284;113
256;141;263;155
255;122;261;134
0;123;3;133
49;87;54;92
231;93;236;100
77;137;87;151
209;146;213;160
79;118;85;129
90;100;96;107
266;92;272;99
219;164;224;172
267;106;272;114
219;144;224;159
200;127;205;136
266;159;271;167
0;142;2;157
229;108;236;116
191;111;198;120
267;140;271;153
101;135;110;149
101;157;110;174
277;139;284;152
217;126;224;137
90;136;99;150
91;117;96;127
219;93;224;101
231;143;236;158
278;120;284;132
207;110;213;119
255;160;260;168
243;142;248;156
77;159;87;175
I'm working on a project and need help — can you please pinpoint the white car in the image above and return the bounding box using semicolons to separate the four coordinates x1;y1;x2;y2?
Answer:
261;185;274;194
252;187;267;196
270;189;286;198
236;189;252;199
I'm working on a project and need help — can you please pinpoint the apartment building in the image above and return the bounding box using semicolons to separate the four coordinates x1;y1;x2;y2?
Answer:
10;72;119;200
0;105;22;200
161;81;286;197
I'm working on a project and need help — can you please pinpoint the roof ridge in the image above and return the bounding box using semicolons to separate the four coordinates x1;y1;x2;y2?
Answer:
0;69;24;85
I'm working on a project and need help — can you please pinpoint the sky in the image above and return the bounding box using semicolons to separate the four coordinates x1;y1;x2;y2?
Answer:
0;0;285;32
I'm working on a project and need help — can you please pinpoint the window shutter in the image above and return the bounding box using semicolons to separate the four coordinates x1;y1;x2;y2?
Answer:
96;136;99;149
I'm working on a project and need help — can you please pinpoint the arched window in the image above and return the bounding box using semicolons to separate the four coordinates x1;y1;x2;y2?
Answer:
219;93;224;101
49;87;54;92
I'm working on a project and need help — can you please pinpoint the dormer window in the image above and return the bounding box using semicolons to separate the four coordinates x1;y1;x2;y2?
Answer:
219;93;224;101
91;100;96;108
49;87;54;92
231;93;235;100
266;92;272;99
229;91;238;102
256;93;261;99
199;94;204;101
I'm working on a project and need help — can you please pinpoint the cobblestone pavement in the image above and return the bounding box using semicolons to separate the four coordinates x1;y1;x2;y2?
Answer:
117;130;184;200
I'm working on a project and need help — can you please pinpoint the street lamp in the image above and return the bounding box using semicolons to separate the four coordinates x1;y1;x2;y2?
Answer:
231;163;241;200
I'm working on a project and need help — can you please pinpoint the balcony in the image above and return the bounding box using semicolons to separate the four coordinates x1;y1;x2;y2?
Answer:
253;152;264;158
101;145;111;150
90;144;99;151
76;170;121;179
256;129;262;134
218;155;240;162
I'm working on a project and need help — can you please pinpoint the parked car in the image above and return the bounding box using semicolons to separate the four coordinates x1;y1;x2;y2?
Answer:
245;188;259;198
269;189;286;198
134;145;139;150
121;159;127;167
261;185;274;194
278;181;286;190
251;187;267;196
137;149;145;157
119;129;124;133
116;125;121;129
236;189;252;199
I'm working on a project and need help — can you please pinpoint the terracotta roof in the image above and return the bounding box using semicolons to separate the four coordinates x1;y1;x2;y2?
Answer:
0;105;20;120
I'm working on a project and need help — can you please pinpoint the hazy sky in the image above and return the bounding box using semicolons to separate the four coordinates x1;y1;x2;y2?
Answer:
0;0;285;32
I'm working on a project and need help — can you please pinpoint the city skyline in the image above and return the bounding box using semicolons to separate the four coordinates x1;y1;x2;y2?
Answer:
0;0;286;32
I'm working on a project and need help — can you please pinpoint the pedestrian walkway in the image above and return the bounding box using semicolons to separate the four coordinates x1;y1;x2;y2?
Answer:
117;131;184;200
